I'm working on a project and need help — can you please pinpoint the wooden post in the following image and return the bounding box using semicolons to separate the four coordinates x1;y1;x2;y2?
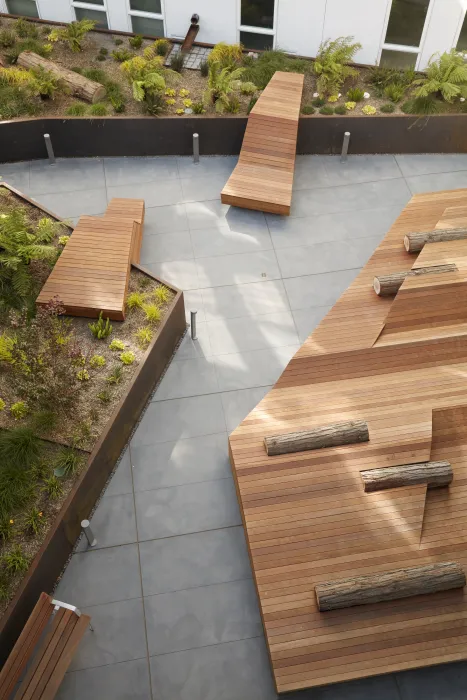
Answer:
264;420;369;457
360;460;452;493
17;52;106;103
373;263;457;296
315;562;466;612
404;228;467;254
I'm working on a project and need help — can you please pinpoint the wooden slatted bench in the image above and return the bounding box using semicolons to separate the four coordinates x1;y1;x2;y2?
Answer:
37;215;137;320
221;71;304;216
105;198;145;264
0;592;90;700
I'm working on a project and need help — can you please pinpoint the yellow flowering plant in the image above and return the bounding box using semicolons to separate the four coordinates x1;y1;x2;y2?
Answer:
362;105;377;115
345;101;356;110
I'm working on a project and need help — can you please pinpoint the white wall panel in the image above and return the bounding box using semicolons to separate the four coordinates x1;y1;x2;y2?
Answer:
37;0;73;22
164;0;237;43
322;0;390;65
276;0;326;56
106;0;130;31
418;0;464;69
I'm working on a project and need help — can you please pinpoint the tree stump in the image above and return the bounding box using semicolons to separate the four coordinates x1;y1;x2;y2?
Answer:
373;263;457;296
315;562;466;611
264;420;369;457
360;460;453;492
17;52;106;103
404;228;467;254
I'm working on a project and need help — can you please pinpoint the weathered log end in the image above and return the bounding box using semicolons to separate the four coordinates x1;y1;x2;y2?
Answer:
315;562;466;612
404;227;467;254
373;264;457;297
264;420;369;457
361;460;453;492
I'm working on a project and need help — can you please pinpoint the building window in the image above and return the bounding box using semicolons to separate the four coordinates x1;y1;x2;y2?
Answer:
239;0;275;51
457;13;467;52
131;15;164;36
130;0;161;12
128;0;164;36
6;0;39;17
380;0;431;70
74;5;109;29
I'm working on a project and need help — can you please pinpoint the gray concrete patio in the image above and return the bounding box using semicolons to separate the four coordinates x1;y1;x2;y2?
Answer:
2;153;467;699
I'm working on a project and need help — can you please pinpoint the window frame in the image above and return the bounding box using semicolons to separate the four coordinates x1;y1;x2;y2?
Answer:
6;0;40;18
237;0;278;50
378;0;434;70
454;8;467;52
126;0;165;37
71;0;109;29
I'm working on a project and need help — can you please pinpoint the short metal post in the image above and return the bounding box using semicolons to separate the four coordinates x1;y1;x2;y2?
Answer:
190;310;197;340
341;131;350;163
81;519;97;547
44;133;55;165
193;133;199;164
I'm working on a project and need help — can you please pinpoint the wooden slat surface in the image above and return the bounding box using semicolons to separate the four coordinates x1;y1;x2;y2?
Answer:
221;72;304;215
229;187;467;692
105;197;145;264
36;215;136;320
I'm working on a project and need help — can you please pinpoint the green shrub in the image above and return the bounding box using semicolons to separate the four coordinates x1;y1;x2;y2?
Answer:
401;96;445;114
380;102;396;113
242;49;308;90
0;515;14;542
99;46;108;56
319;105;334;115
384;83;405;103
0;333;14;363
15;18;39;39
139;275;151;290
192;101;206;114
106;80;126;112
144;90;166;115
66;103;87;116
106;364;123;384
48;18;96;52
200;58;209;77
240;81;257;95
41;474;63;500
170;51;184;73
76;369;90;381
314;36;361;95
120;351;136;365
126;291;145;310
53;447;81;477
81;67;106;83
154;286;170;304
89;311;113;339
0;399;5;412
334;104;347;115
154;38;170;56
0;29;16;48
225;94;240;113
114;37;123;45
301;104;315;115
0;464;32;517
247;96;258;114
10;401;29;420
347;87;364;102
204;61;245;113
32;65;60;98
89;102;108;115
208;42;243;70
112;48;133;63
89;354;106;368
135;326;153;348
97;53;106;61
3;545;29;574
413;50;467;102
143;303;161;324
129;34;143;49
23;507;44;536
109;339;125;351
97;388;112;403
362;104;377;115
367;65;399;94
312;96;325;107
31;410;57;433
0;427;40;468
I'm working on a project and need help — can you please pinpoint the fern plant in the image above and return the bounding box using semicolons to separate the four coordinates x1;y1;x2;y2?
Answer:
413;50;467;102
204;61;245;113
48;19;96;52
314;36;362;96
208;42;243;70
0;207;58;308
120;55;168;101
31;65;61;98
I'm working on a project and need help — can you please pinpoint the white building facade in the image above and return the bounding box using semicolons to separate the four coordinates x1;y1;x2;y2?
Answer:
1;0;467;70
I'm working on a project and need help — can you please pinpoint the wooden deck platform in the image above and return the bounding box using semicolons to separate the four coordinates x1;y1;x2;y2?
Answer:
229;187;467;692
105;198;145;264
37;215;137;321
220;71;304;216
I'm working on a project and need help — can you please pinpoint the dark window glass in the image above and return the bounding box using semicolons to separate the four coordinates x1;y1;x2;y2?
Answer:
6;0;39;17
76;0;104;5
130;0;162;13
457;13;467;51
241;0;274;30
380;48;417;69
240;31;273;51
74;7;108;29
131;15;164;36
385;0;430;47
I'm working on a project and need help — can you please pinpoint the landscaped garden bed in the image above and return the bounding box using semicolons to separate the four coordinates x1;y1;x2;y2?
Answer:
1;15;467;122
0;182;186;661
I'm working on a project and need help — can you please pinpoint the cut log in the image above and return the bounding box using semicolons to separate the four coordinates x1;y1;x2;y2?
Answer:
361;460;452;493
315;562;466;612
404;227;467;253
17;51;106;103
373;263;457;296
264;420;369;457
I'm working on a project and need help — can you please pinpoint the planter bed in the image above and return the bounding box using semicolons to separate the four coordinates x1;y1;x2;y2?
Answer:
0;183;186;664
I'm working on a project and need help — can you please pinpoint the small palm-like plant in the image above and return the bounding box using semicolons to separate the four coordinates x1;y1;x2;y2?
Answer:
314;36;362;96
0;209;59;305
48;19;96;52
413;50;467;103
31;65;61;98
120;55;167;101
204;61;245;113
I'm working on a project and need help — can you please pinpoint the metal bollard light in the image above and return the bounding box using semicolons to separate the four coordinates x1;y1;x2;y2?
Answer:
341;131;350;163
193;133;200;164
191;310;198;340
44;133;55;165
81;519;97;547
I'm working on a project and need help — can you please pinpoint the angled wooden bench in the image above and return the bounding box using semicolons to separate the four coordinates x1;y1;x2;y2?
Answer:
37;215;137;320
105;198;145;264
221;71;304;216
0;592;90;700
